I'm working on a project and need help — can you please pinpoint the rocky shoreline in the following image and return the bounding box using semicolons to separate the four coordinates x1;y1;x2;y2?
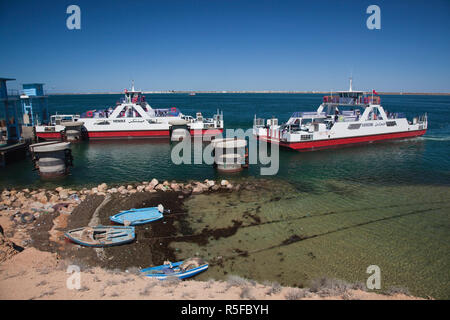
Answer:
0;178;253;269
1;177;236;209
0;178;235;248
0;179;424;300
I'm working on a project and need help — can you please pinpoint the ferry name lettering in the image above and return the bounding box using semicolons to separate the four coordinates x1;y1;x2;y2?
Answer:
375;122;385;126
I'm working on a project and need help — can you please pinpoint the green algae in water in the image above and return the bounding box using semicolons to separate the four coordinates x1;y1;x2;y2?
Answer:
171;179;450;299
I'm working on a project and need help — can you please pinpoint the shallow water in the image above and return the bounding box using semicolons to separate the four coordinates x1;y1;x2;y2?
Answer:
1;93;449;298
177;180;450;299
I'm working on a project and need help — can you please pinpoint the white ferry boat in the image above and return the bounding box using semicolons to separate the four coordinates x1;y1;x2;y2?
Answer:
36;83;223;140
253;79;427;151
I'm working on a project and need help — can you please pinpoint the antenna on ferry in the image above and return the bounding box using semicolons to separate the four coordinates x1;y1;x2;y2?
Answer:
131;80;135;92
349;76;353;92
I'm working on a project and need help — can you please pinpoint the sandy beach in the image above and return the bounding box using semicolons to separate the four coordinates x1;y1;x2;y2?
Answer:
0;247;421;300
0;179;425;300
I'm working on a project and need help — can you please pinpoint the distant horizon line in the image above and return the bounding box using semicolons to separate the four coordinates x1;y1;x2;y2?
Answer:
47;90;450;96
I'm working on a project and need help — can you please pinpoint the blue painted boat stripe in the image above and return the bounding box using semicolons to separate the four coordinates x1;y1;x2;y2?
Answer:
142;264;209;279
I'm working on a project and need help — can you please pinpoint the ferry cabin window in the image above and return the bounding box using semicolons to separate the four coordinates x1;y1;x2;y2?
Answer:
340;92;362;98
126;107;142;118
367;108;383;121
289;123;300;132
348;123;362;130
301;118;313;126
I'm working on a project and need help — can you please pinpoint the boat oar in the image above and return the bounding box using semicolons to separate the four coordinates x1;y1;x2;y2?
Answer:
106;233;128;240
95;230;129;239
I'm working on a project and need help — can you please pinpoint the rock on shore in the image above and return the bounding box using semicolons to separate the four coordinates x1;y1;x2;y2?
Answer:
0;178;239;257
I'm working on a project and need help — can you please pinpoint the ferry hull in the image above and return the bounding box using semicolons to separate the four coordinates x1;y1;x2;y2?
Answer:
37;129;225;140
257;129;427;151
189;128;224;136
36;132;63;140
36;85;224;142
87;128;224;139
86;130;170;139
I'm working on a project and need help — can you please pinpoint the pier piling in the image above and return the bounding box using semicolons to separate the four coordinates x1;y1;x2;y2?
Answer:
29;141;73;177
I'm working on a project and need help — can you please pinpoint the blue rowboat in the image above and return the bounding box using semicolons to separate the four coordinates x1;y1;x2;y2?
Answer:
109;206;166;226
141;258;208;280
64;225;135;247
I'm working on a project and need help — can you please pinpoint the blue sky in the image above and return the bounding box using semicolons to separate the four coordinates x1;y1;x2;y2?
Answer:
1;0;449;92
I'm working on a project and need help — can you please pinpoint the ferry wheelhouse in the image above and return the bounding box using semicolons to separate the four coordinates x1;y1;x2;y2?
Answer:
36;83;223;140
253;80;427;151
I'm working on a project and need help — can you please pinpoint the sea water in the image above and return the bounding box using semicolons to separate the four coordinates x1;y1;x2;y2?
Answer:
1;93;449;298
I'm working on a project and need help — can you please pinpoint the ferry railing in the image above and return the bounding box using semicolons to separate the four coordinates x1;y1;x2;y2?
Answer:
385;112;405;119
19;89;50;97
254;118;265;126
418;113;427;123
323;96;381;105
301;111;327;117
215;111;223;121
7;89;20;98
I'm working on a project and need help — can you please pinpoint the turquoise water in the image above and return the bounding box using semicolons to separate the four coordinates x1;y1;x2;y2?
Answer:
1;93;449;188
1;93;449;298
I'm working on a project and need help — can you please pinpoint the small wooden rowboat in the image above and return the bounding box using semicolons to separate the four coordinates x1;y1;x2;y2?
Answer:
109;205;167;226
64;225;135;247
141;257;208;280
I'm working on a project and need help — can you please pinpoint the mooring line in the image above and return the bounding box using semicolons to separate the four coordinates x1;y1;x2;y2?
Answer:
26;200;450;239
159;199;450;234
88;194;112;227
163;199;450;220
208;205;450;266
136;204;449;244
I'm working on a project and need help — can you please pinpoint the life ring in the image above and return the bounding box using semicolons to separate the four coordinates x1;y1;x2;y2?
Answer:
170;107;177;113
86;111;93;118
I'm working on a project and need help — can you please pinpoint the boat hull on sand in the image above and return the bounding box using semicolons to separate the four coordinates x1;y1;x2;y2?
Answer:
64;225;135;247
141;260;209;280
110;207;164;226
